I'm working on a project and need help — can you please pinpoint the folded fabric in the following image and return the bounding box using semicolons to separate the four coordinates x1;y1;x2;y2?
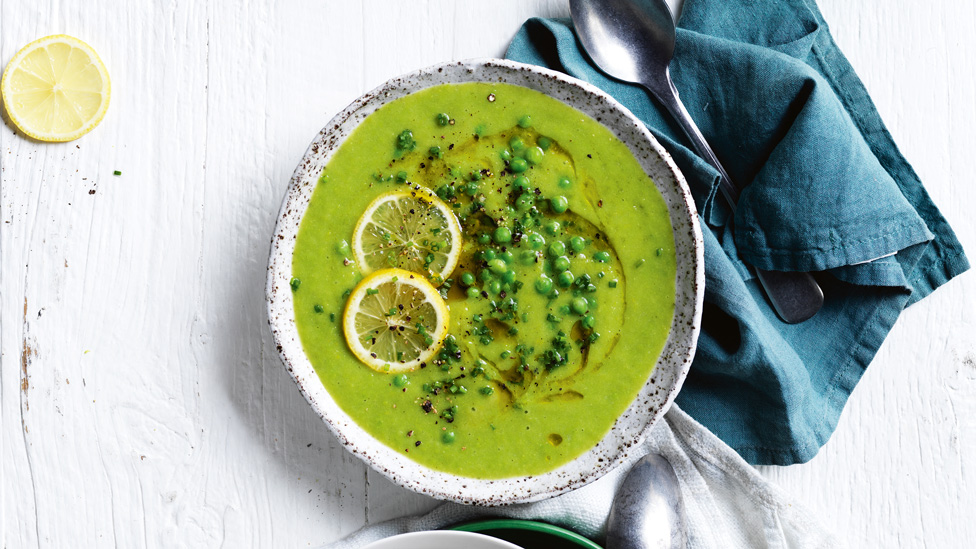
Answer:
322;406;843;549
505;0;969;465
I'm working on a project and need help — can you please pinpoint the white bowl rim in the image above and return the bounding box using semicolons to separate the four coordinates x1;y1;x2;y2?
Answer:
361;530;524;549
266;58;704;506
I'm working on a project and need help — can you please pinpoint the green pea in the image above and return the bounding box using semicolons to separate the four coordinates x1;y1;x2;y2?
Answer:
479;268;493;282
500;251;514;264
594;251;610;262
569;236;586;252
468;170;482;181
488;258;508;274
548;241;567;257
516;193;535;212
509;157;528;173
550;195;569;213
545;221;561;236
553;256;571;272
442;431;456;443
488;280;502;294
477;233;491;245
513;175;530;190
557;270;575;288
518;115;532;128
571;297;588;315
520;250;538;265
502;270;517;284
493;226;513;244
586;284;598;293
336;240;351;255
509;136;525;151
290;277;301;291
538;136;552;150
528;233;546;249
436;112;450;126
582;315;596;330
500;149;512;161
460;272;476;286
558;176;572;188
521;214;536;228
525;146;544;165
482;249;497;261
467;287;480;299
535;274;553;294
393;374;409;387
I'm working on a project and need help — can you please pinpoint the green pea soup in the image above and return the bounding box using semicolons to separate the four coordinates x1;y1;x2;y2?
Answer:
292;82;676;479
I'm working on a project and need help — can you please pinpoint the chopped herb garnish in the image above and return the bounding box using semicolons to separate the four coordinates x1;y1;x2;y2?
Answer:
395;129;417;153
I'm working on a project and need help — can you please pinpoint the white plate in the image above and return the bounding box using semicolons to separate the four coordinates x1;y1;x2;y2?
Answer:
362;531;524;549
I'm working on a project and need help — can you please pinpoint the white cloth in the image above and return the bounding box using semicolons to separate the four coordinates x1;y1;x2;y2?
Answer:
324;405;843;549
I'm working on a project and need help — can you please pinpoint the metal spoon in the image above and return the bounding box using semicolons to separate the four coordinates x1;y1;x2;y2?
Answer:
606;453;687;549
570;0;824;324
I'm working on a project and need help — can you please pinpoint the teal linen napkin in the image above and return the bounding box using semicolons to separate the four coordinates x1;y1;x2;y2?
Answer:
506;0;969;465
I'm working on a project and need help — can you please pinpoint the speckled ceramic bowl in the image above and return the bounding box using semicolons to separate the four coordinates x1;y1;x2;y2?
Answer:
267;59;704;505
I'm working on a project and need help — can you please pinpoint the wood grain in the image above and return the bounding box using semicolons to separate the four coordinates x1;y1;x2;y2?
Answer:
1;0;972;547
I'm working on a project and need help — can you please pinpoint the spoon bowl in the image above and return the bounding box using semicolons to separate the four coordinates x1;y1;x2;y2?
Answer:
570;0;676;89
606;453;686;549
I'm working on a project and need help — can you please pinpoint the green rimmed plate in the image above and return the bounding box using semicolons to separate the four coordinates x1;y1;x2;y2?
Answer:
449;519;603;549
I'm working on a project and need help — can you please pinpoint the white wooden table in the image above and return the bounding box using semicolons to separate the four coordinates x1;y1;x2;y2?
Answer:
2;1;973;547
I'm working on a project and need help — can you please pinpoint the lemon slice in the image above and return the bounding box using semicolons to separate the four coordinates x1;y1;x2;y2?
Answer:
352;189;462;284
1;35;111;142
343;268;451;373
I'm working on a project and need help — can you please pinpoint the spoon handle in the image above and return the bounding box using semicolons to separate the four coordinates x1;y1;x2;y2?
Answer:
648;73;824;324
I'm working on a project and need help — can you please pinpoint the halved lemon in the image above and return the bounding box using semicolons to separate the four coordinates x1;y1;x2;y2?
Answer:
352;188;462;284
343;268;450;373
1;35;111;142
